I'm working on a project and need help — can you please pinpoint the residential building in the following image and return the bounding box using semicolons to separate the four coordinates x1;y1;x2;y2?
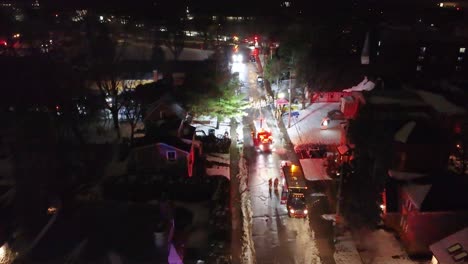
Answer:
430;227;468;264
385;176;468;256
366;23;468;81
128;139;192;177
350;89;467;256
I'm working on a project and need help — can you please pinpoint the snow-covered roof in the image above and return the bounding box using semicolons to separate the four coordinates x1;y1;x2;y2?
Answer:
430;227;468;264
415;90;466;116
388;169;428;180
343;76;375;92
368;96;426;106
394;121;416;143
402;184;432;210
299;158;332;181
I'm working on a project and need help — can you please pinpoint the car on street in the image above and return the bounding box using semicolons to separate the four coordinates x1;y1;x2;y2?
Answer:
287;193;308;218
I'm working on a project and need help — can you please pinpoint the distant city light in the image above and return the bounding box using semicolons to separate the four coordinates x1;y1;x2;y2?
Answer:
99;15;104;21
439;3;444;7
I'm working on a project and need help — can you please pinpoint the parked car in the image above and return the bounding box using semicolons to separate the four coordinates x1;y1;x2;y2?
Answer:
320;110;347;130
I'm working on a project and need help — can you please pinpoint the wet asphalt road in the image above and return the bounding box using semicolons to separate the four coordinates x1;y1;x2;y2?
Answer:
231;54;337;264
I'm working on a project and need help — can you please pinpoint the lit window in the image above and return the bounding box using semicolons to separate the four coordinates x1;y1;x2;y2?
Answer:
416;65;422;71
418;55;425;61
447;243;462;253
457;56;463;61
166;151;176;161
453;251;467;262
460;47;466;53
378;41;381;46
420;47;427;53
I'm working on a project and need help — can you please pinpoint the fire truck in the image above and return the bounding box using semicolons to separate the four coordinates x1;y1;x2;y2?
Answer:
280;160;308;218
252;118;273;152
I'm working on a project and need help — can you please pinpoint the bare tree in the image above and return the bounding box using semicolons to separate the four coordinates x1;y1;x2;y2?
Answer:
86;21;130;139
120;88;144;145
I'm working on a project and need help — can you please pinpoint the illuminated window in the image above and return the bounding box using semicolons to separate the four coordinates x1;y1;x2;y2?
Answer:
420;47;427;53
453;251;467;262
457;56;463;61
418;55;425;61
447;243;462;253
460;47;466;53
416;65;422;71
166;151;176;161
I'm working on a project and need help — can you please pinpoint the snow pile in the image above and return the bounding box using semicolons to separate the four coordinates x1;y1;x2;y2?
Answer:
334;231;363;264
237;153;256;264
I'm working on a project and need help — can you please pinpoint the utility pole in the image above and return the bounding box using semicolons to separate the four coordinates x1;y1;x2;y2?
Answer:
288;75;292;128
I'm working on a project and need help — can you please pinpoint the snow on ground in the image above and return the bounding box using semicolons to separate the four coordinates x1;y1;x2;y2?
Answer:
357;229;430;264
237;152;256;264
206;153;230;179
162;46;215;61
191;116;232;138
334;231;363;264
282;103;342;150
206;153;230;164
206;167;229;178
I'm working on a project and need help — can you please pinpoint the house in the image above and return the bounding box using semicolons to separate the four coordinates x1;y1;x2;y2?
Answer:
429;227;468;264
19;201;174;264
144;94;187;125
388;177;468;256
382;119;468;256
350;89;468;256
128;138;193;177
86;61;158;93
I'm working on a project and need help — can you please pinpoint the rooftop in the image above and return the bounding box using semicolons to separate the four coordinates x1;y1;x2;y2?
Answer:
430;227;468;264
